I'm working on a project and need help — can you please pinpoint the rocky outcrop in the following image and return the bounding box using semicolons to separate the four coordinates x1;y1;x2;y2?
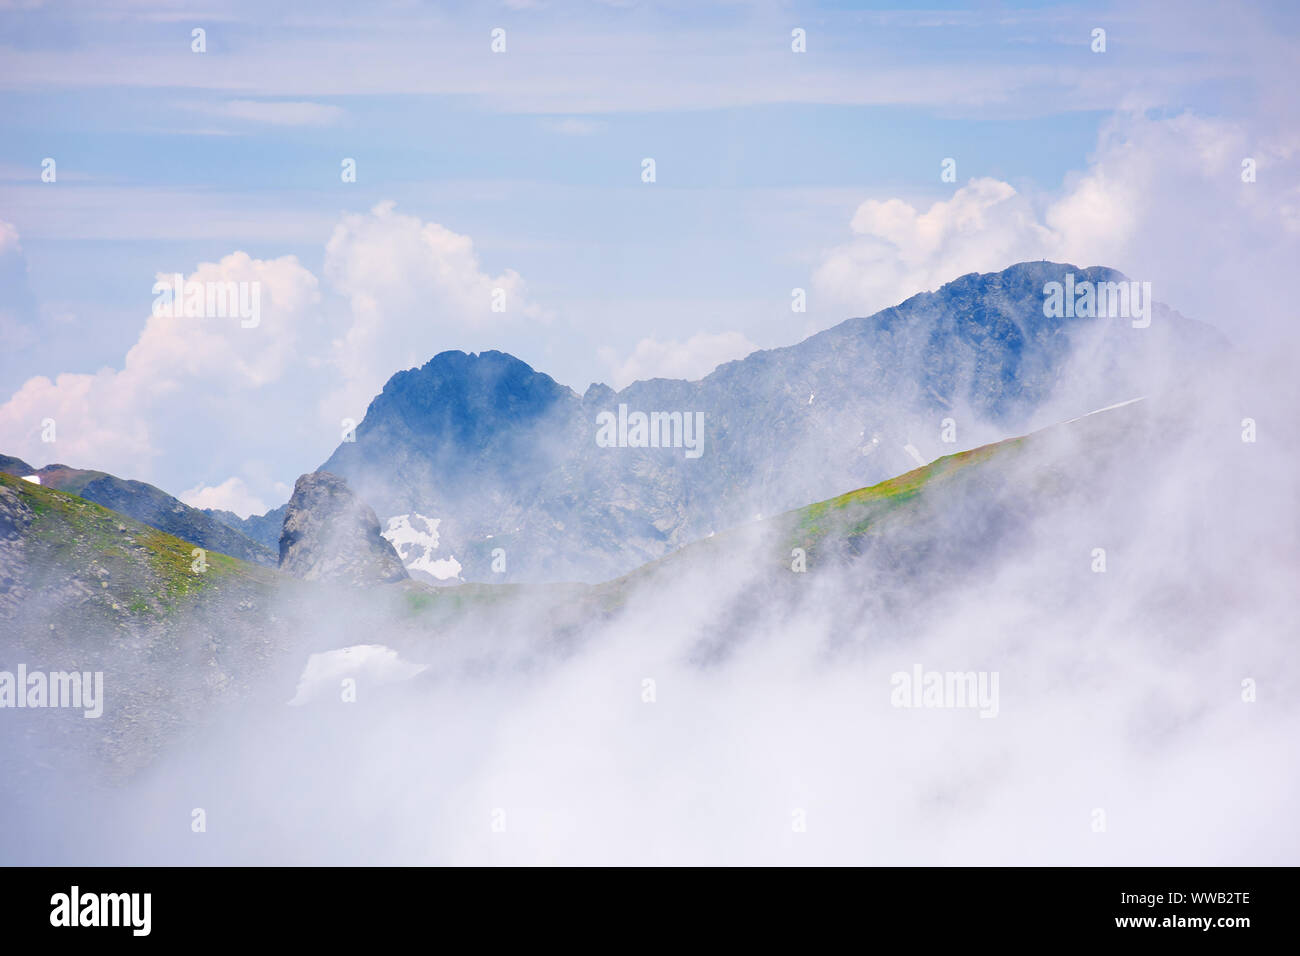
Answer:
278;472;408;586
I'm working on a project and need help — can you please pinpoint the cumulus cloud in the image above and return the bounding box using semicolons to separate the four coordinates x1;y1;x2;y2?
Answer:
598;331;759;389
813;178;1055;317
0;204;549;506
0;251;319;479
179;476;270;519
813;111;1300;347
320;201;548;422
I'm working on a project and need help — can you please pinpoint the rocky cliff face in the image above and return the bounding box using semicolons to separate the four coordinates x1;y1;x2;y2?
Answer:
278;472;409;586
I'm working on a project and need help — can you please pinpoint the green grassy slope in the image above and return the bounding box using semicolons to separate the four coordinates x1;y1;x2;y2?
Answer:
0;458;277;566
783;436;1028;557
1;469;278;624
593;398;1144;608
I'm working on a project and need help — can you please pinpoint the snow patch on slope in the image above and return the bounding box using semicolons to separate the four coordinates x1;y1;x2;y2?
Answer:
288;644;426;706
381;513;463;582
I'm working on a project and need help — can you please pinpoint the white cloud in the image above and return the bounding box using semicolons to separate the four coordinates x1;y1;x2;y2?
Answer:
0;251;319;480
813;111;1300;347
180;476;269;518
320;201;547;421
813;178;1055;317
599;331;758;389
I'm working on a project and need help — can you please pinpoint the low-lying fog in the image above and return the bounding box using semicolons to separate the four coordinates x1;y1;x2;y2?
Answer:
2;351;1296;866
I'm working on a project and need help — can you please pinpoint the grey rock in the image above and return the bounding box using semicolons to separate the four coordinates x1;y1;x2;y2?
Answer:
278;471;408;586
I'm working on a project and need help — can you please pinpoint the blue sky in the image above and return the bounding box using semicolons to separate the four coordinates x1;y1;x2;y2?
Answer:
2;0;1298;514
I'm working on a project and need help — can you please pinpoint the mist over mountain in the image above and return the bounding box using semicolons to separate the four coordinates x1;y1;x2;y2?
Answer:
0;471;290;778
1;250;1293;867
3;353;1293;865
318;261;1225;583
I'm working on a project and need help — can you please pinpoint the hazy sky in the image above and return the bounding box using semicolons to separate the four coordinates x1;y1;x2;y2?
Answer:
2;0;1298;514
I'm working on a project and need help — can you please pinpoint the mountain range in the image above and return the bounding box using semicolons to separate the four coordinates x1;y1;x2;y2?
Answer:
5;261;1225;586
303;261;1223;582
